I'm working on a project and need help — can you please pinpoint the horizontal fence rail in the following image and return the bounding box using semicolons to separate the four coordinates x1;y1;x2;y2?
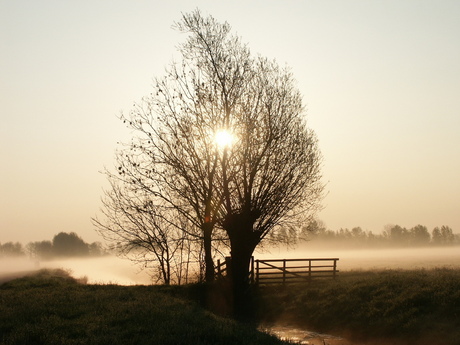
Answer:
216;257;339;286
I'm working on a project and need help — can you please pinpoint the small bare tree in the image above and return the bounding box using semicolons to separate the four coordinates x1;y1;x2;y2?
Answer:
93;176;201;285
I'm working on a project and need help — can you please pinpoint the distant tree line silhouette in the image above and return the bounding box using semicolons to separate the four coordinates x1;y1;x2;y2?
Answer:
0;232;107;260
2;225;457;260
0;242;24;258
301;220;459;248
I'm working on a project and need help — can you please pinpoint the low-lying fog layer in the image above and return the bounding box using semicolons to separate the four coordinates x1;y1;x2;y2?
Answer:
0;256;152;285
256;246;460;271
1;246;459;285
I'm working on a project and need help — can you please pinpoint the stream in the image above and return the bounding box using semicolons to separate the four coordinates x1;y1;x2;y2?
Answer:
261;325;354;345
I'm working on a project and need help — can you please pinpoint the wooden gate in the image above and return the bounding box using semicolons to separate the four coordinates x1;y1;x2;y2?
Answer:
216;257;339;285
253;258;339;285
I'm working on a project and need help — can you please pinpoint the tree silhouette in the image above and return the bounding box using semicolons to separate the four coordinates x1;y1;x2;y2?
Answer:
26;240;53;260
52;232;89;257
432;225;455;245
410;225;430;245
0;242;24;257
96;10;323;316
384;224;410;246
93;178;201;284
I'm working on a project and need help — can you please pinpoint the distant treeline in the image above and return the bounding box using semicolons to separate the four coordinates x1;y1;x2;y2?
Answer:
2;225;457;260
302;221;459;247
0;232;108;260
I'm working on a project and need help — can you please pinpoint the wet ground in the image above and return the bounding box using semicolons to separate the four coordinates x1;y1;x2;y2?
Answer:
261;325;354;345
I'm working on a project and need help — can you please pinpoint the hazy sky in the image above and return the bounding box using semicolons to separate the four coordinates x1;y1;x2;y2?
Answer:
1;0;459;244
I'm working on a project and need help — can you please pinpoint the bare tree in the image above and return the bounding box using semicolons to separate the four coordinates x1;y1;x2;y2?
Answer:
96;10;323;314
218;57;323;308
103;11;254;283
93;176;201;285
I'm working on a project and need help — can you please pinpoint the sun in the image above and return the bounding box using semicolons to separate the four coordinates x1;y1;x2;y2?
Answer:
214;129;234;149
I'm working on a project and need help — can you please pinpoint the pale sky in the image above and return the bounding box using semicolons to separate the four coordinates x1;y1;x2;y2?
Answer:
1;0;459;244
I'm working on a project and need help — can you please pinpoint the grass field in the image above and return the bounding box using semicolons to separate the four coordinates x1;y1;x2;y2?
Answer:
1;268;459;345
255;268;460;345
0;269;288;345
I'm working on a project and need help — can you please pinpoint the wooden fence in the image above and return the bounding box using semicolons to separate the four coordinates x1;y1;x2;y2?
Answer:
254;258;339;285
216;257;230;278
216;257;339;286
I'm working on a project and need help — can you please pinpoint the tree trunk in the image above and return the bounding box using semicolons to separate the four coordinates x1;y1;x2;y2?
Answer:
203;222;215;282
224;212;260;319
229;243;255;319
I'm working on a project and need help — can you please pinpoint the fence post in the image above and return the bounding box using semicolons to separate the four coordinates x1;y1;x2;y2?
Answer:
250;256;255;285
256;260;260;286
282;259;286;285
217;259;221;277
308;259;312;281
333;259;337;279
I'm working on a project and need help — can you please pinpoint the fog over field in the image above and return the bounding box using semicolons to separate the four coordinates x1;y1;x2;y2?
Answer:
2;246;459;286
0;256;151;286
256;246;460;271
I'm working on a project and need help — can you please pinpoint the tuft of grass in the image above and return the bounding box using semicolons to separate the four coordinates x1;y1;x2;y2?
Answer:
255;268;460;345
0;269;289;345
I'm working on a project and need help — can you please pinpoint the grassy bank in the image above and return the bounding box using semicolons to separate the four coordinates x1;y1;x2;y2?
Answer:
2;268;459;345
255;268;460;345
0;269;287;345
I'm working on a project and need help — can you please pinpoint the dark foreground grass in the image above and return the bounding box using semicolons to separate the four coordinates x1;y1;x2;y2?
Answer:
0;269;288;345
3;268;459;345
255;268;460;345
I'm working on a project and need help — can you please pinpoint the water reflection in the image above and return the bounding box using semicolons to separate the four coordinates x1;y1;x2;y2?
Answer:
261;325;352;345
